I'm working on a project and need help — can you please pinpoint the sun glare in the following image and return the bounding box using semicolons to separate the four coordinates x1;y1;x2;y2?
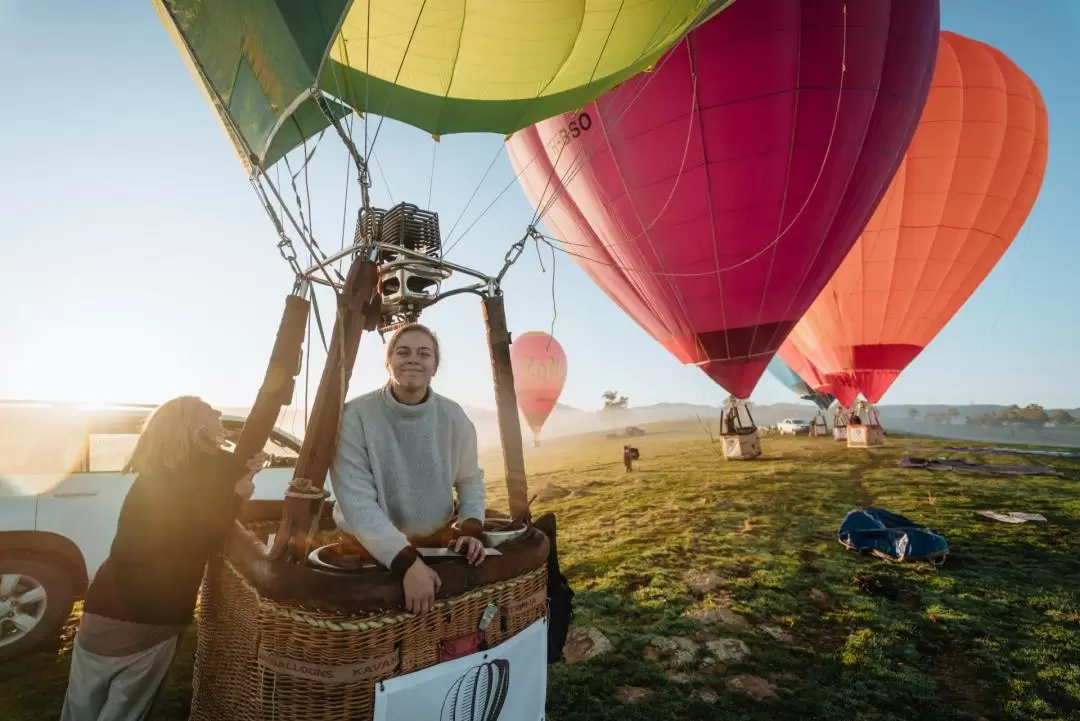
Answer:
6;321;183;405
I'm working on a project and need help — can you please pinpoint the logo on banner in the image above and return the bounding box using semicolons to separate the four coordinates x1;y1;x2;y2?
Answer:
441;659;510;721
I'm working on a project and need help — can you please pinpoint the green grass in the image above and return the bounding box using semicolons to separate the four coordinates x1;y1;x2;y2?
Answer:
4;422;1079;720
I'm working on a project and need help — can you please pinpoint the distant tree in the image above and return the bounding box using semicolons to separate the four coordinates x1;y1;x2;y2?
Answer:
946;408;960;420
1018;403;1049;428
908;408;920;420
1049;410;1075;426
601;390;629;411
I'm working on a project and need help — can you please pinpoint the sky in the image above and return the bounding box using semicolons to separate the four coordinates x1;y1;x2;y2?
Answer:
1;1;1078;421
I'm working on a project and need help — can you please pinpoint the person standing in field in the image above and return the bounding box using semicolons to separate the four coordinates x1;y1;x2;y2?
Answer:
60;396;266;721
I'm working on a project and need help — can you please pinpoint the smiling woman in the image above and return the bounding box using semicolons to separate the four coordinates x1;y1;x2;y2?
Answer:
328;323;488;615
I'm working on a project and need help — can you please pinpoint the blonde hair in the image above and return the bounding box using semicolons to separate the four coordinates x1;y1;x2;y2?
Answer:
123;395;222;475
384;323;441;370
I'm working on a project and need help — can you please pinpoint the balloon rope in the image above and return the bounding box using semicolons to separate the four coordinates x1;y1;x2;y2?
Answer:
527;2;683;226
365;1;428;163
594;60;704;347
535;4;850;276
427;141;438;208
745;1;849;362
536;232;722;278
445;11;684;258
442;145;508;255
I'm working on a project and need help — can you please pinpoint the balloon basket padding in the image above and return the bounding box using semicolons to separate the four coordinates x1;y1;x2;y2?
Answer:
833;426;848;441
189;512;549;721
847;425;885;448
721;428;762;460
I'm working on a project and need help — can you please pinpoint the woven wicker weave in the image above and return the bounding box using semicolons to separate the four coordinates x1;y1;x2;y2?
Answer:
190;551;548;721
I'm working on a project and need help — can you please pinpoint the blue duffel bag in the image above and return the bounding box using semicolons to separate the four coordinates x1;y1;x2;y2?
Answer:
838;507;949;564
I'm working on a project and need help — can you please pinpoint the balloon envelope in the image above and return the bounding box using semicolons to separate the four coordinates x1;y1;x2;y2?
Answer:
767;356;835;410
510;331;568;436
507;0;940;398
153;0;734;172
788;30;1050;403
777;335;859;407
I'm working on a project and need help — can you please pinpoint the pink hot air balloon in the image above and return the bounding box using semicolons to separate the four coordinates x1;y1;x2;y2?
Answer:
507;0;940;399
510;331;567;440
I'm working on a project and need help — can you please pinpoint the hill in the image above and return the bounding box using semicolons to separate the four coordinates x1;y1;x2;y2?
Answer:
214;400;1080;450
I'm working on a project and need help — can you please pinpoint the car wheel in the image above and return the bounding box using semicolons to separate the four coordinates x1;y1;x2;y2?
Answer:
0;558;75;662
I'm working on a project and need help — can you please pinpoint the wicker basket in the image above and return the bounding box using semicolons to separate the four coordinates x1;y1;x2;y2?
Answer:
190;525;549;721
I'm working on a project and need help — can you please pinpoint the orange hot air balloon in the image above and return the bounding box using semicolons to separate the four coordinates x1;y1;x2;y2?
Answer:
510;331;568;441
789;30;1049;404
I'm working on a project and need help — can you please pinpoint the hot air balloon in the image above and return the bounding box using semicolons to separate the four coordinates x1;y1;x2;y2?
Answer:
788;30;1050;404
506;0;941;400
154;0;735;172
767;355;835;411
777;336;859;408
441;660;510;721
510;331;567;444
155;3;721;719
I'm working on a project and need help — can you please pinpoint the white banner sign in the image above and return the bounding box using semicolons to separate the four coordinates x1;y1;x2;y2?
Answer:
373;618;548;721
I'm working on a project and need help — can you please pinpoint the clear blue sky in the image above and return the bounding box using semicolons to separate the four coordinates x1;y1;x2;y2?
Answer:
1;1;1077;418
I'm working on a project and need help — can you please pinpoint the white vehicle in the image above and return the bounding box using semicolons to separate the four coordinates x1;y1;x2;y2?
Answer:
777;418;812;435
0;401;327;662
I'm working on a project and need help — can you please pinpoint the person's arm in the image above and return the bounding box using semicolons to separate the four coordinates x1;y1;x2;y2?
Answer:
330;407;416;575
453;412;486;527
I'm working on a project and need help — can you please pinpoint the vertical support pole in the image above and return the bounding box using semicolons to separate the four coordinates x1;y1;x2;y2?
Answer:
266;254;381;562
234;292;310;463
291;258;379;490
481;292;531;522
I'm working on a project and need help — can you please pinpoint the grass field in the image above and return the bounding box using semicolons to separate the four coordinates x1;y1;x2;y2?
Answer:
3;421;1079;720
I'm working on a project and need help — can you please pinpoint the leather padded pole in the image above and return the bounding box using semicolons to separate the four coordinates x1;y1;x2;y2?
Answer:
290;258;379;491
482;292;531;522
234;293;310;464
265;257;380;562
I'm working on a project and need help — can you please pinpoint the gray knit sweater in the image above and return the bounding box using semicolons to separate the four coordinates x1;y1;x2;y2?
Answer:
329;384;486;568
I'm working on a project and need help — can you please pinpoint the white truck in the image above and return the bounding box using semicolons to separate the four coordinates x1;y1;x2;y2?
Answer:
0;401;326;662
776;418;812;435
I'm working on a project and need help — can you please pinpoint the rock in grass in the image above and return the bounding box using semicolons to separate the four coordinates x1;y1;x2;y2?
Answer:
694;689;719;704
644;636;698;668
535;484;570;501
563;627;615;663
705;638;750;664
615;686;652;703
684;569;724;595
684;606;749;628
667;671;693;685
759;624;790;641
727;674;778;700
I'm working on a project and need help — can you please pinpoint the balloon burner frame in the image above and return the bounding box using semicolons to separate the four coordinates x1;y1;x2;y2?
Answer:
832;406;849;441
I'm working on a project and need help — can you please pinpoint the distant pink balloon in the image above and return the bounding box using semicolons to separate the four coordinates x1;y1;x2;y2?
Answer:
507;0;940;398
510;331;567;436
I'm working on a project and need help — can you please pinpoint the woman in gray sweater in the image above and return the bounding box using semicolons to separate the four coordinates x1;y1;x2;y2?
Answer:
329;323;487;614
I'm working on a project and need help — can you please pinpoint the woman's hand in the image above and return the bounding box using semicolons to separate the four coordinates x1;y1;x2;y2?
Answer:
453;535;487;566
245;451;270;473
234;477;256;500
403;558;442;614
234;451;268;499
